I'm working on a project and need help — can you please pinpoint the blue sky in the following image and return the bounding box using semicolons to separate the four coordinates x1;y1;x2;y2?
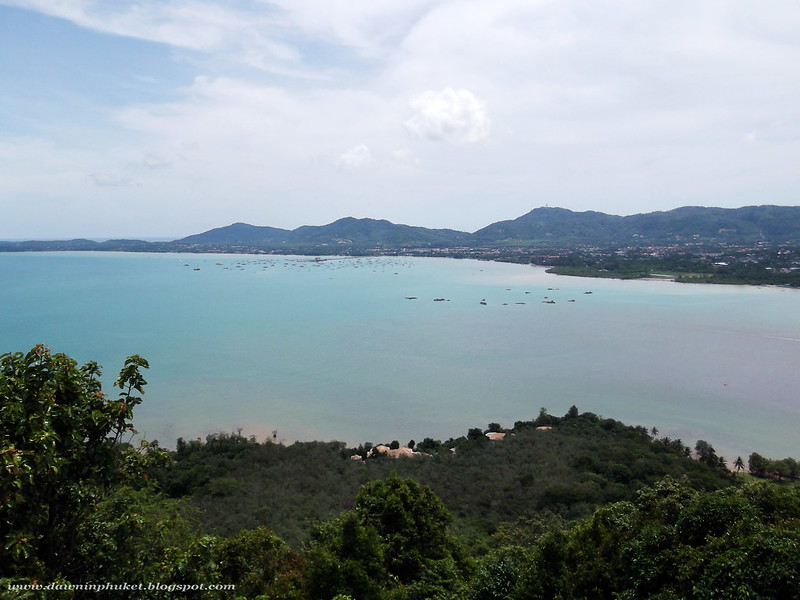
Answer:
1;0;799;239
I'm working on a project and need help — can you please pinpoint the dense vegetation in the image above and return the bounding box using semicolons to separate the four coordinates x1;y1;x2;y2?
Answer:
2;346;798;599
473;477;800;599
163;410;733;549
544;246;800;287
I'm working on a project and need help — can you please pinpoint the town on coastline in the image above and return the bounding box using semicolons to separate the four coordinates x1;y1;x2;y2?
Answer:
3;205;800;286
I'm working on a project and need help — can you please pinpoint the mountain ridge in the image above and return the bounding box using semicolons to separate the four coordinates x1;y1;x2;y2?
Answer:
176;204;800;247
2;204;800;251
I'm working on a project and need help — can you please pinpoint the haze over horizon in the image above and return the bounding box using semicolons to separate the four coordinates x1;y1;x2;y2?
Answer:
2;1;799;239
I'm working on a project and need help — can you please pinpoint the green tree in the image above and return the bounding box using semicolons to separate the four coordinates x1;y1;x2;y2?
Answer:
756;456;800;480
513;479;800;600
0;346;151;580
356;475;463;585
469;546;529;600
306;475;469;599
414;437;441;454
69;485;215;596
748;452;768;477
695;439;727;471
217;526;305;599
534;408;556;427
467;428;484;441
306;511;388;600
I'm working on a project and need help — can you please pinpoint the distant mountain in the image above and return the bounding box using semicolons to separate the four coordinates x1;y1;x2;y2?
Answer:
3;205;799;252
177;217;470;248
617;205;800;242
0;238;154;252
179;222;292;245
473;205;800;245
177;205;800;249
473;207;622;244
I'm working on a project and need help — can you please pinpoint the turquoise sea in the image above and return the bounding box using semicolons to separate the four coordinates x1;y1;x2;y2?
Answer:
1;251;798;461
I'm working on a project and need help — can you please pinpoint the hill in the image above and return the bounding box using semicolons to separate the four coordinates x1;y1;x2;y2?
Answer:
179;205;800;249
3;205;800;251
176;216;470;249
161;409;733;548
473;204;800;245
179;222;292;245
472;207;622;244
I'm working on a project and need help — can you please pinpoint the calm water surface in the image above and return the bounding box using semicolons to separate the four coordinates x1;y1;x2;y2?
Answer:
1;251;798;460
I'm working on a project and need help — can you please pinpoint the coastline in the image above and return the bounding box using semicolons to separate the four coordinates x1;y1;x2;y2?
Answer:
3;251;799;462
3;246;799;288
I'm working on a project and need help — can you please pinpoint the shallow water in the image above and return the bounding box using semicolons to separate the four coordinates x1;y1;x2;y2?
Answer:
1;251;798;461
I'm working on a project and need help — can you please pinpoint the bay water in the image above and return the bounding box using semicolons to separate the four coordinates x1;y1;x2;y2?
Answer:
1;251;798;461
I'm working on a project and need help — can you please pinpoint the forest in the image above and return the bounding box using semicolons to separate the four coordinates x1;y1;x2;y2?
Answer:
541;246;800;286
2;346;799;599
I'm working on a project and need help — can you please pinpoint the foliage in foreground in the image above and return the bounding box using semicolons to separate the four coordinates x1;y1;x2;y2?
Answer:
2;346;798;600
473;477;800;600
305;475;470;600
163;408;734;548
0;345;151;579
0;346;221;598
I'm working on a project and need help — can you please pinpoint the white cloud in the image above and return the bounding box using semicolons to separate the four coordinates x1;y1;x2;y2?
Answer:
140;152;172;169
404;88;490;145
389;149;419;167
271;0;437;59
113;76;397;170
2;0;308;77
2;0;800;237
336;144;377;170
88;172;137;187
333;146;420;171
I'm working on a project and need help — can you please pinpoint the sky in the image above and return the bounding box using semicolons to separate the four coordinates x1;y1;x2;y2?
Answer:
1;1;799;239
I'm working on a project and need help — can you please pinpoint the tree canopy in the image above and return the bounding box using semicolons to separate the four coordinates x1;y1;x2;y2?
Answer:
2;346;798;600
1;346;150;578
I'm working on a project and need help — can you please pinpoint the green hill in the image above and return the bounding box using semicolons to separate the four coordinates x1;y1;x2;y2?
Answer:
474;205;800;245
4;205;800;251
160;409;733;548
168;204;800;248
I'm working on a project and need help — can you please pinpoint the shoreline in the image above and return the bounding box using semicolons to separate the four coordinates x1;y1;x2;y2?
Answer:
5;251;799;461
3;247;799;289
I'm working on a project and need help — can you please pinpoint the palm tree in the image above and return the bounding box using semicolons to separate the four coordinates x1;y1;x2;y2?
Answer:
733;456;745;474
